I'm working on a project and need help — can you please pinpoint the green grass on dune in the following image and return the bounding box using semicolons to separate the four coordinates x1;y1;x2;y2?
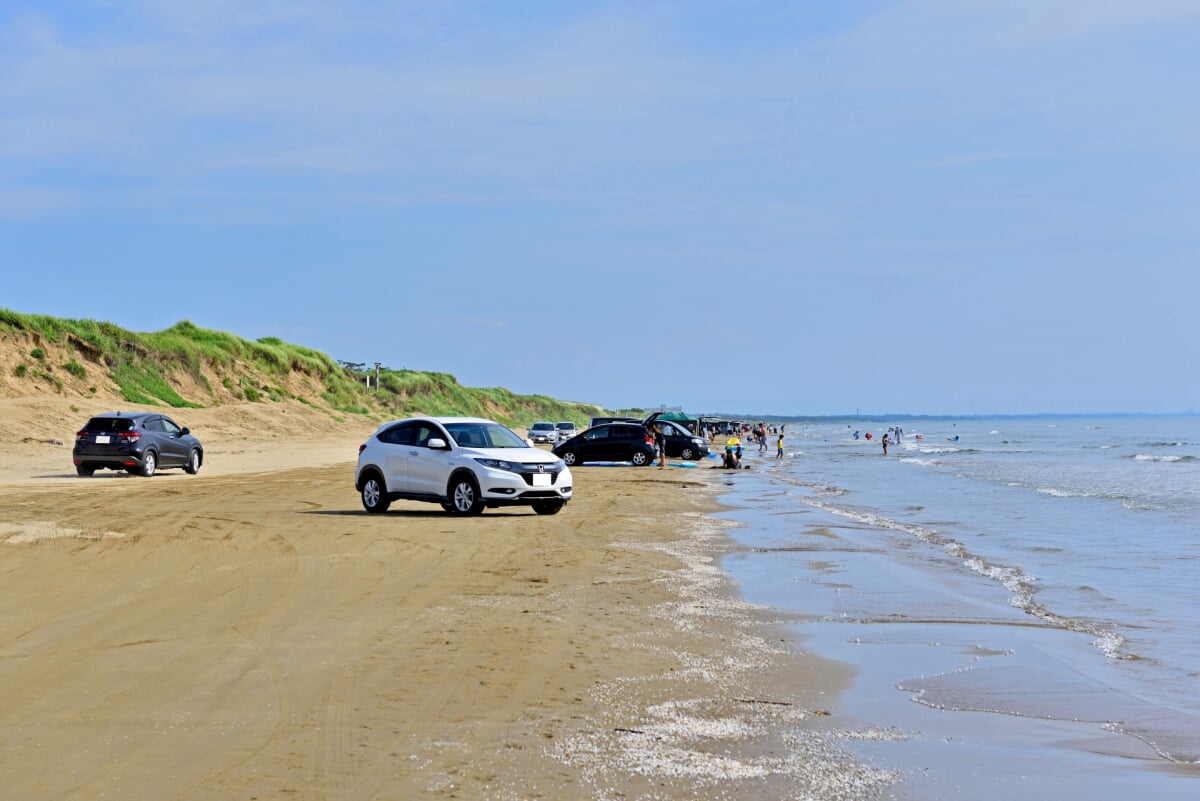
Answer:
0;308;602;424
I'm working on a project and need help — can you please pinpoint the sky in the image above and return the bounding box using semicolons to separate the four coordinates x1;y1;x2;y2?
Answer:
2;0;1198;416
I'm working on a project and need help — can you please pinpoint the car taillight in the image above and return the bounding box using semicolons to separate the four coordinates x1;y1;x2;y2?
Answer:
76;430;88;441
116;431;141;441
358;443;367;454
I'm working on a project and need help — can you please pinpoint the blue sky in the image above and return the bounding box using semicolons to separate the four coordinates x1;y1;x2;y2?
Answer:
2;1;1197;415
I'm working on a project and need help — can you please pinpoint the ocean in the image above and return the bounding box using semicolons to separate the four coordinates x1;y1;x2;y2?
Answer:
713;414;1199;799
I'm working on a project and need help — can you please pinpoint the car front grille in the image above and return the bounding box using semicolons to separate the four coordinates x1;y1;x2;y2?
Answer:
512;463;563;486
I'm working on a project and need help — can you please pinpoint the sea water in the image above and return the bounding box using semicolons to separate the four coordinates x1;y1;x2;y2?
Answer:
714;415;1199;798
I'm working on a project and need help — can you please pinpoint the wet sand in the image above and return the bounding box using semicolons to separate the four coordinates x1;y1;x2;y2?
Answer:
716;468;1200;800
0;400;892;800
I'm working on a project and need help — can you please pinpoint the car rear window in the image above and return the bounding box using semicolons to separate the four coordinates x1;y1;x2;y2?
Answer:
85;417;135;432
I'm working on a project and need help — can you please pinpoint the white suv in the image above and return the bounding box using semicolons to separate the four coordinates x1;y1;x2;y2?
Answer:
356;416;572;516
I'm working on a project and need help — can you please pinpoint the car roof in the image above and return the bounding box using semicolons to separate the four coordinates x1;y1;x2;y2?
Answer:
89;411;156;420
374;416;498;432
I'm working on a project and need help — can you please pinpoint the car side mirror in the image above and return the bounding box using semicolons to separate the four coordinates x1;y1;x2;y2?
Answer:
526;438;535;447
181;427;190;435
427;437;449;450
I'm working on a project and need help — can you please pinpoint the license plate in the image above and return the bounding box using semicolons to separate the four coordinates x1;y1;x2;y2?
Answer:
532;473;551;487
96;435;110;444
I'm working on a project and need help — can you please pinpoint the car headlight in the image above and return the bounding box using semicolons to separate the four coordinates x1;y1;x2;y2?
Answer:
692;438;704;445
474;457;516;471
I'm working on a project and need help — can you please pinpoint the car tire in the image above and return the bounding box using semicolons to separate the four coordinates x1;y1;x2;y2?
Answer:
532;500;564;515
560;451;579;466
631;451;651;467
680;446;696;460
76;464;95;477
140;450;157;477
360;473;391;513
447;474;484;515
184;448;202;475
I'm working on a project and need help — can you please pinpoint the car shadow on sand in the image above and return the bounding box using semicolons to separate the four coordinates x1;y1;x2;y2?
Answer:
34;472;163;480
301;509;449;518
301;509;541;518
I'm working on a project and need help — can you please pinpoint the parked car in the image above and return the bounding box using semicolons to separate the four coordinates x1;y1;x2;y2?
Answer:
552;422;656;467
73;411;203;477
528;421;559;443
555;421;578;440
651;419;711;461
356;416;572;515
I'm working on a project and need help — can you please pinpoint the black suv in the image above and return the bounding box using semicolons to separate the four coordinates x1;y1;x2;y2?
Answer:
651;420;711;461
552;423;656;466
73;412;204;477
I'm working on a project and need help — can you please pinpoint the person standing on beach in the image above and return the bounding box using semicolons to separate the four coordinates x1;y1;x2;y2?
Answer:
776;433;784;459
654;425;666;468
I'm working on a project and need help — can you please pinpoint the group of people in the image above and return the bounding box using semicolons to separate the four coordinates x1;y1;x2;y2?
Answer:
720;422;785;468
851;425;959;455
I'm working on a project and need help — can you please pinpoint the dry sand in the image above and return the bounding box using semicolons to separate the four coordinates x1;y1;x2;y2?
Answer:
0;399;895;799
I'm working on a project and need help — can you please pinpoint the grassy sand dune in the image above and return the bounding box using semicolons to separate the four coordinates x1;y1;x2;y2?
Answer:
0;308;600;427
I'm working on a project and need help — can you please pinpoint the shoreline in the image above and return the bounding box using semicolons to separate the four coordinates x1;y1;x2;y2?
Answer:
0;399;898;800
714;454;1200;799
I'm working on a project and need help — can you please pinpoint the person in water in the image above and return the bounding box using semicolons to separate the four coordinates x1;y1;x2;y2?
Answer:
776;433;784;459
724;436;742;469
881;433;890;455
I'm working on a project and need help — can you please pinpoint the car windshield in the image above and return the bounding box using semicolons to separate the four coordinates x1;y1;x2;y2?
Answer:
445;422;529;449
530;423;553;431
556;423;573;430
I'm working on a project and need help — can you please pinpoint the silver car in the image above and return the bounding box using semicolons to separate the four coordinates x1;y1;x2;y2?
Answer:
555;421;578;440
528;421;559;443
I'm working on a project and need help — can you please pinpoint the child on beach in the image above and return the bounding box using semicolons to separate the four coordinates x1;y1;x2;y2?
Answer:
776;433;784;459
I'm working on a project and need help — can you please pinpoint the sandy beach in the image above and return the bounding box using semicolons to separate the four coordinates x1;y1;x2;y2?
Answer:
0;399;892;800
